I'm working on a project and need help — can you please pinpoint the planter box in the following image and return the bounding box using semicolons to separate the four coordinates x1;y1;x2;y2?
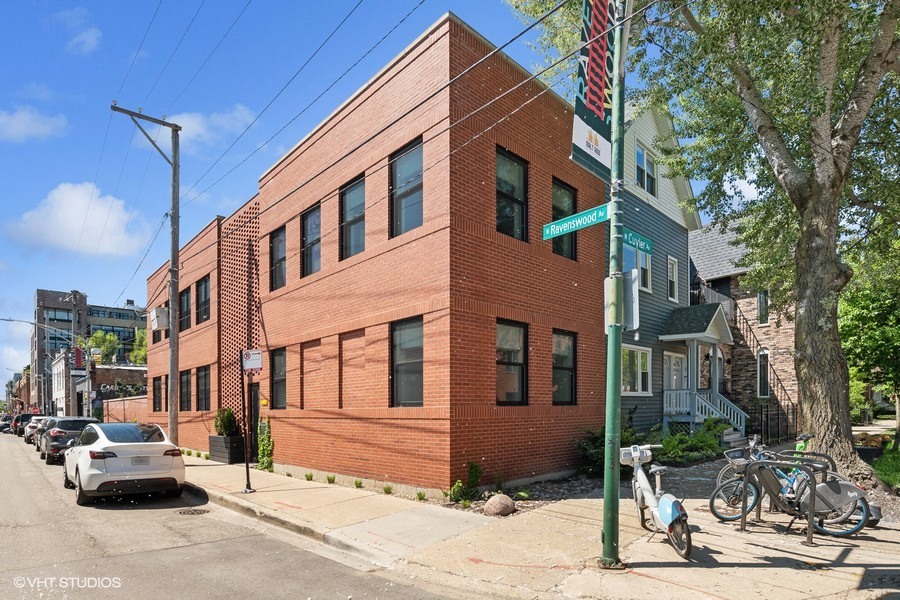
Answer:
854;445;883;464
209;435;245;464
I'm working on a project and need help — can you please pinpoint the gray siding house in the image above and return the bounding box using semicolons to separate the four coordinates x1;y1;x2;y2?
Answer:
611;107;745;438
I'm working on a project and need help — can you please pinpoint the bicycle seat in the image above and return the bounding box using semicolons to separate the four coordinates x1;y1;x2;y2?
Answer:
797;433;814;441
648;464;668;475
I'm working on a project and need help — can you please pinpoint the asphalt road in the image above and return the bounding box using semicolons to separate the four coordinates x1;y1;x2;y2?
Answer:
0;433;453;600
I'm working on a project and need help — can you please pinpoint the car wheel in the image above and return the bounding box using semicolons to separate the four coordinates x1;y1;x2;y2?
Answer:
40;447;46;460
45;452;55;465
165;487;184;498
74;471;92;506
63;466;75;489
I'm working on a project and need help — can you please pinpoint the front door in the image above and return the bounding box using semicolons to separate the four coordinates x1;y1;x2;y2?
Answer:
664;354;688;390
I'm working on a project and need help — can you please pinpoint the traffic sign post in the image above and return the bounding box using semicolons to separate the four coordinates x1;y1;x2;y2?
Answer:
239;349;260;495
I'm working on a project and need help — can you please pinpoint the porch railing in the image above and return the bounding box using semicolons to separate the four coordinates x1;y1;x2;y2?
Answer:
690;283;735;323
664;389;747;436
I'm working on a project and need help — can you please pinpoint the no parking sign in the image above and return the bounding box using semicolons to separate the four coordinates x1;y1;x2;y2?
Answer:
242;349;262;374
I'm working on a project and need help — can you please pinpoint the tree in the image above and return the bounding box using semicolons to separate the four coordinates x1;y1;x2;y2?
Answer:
79;331;122;365
508;0;899;484
129;328;147;365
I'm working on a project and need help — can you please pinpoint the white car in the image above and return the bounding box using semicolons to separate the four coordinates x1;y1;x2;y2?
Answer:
63;422;185;505
23;417;47;444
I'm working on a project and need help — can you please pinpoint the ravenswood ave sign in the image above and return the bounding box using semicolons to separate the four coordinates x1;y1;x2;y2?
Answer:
542;202;611;240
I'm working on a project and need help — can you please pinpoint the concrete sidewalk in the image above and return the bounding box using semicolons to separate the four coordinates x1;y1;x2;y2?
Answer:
182;445;900;599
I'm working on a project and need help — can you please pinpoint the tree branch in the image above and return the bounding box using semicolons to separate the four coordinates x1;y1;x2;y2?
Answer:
810;15;841;183
833;0;900;176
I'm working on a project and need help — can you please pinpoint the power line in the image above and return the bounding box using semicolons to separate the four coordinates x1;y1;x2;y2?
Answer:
113;214;169;307
143;0;207;105
179;0;367;203
116;0;163;98
75;111;114;253
183;0;430;207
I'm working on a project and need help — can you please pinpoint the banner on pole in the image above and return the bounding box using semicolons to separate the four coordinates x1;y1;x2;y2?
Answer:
571;0;615;179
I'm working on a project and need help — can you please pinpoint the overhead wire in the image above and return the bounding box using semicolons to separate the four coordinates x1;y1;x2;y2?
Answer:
143;0;207;105
116;0;163;98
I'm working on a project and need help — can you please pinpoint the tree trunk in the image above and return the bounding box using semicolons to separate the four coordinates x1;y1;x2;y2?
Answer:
793;184;880;488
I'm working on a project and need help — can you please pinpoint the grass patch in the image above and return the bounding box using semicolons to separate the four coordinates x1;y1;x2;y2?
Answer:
874;444;900;488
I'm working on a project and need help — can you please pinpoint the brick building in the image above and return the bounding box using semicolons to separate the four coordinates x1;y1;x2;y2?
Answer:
147;14;608;490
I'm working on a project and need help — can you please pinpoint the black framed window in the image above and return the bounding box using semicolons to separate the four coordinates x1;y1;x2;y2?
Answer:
758;349;770;397
496;148;528;240
302;205;321;277
552;330;576;405
496;320;527;405
163;301;170;339
196;365;210;411
551;179;576;259
152;327;161;344
271;348;286;409
152;376;162;412
390;139;423;237
391;317;423;407
757;290;769;325
179;370;191;411
340;177;365;259
178;288;191;332
196;275;210;324
270;226;286;291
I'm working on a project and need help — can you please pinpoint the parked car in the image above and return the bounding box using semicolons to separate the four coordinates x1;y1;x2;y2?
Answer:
63;422;185;505
39;417;99;464
32;417;53;451
1;422;10;434
23;416;48;444
13;414;38;436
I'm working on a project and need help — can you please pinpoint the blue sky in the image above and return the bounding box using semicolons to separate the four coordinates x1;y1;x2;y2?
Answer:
0;0;555;383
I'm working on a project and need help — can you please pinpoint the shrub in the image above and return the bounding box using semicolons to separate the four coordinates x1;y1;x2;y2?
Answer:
305;473;314;481
256;417;273;472
416;491;426;501
214;408;238;437
203;452;210;460
327;475;336;484
354;479;363;488
873;449;900;488
461;499;471;509
383;485;393;494
186;449;193;456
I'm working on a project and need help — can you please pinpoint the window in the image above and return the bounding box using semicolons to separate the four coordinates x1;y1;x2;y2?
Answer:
496;321;527;405
757;290;769;325
667;257;678;302
44;308;72;322
340;177;365;259
551;179;576;259
178;288;191;332
622;346;651;395
302;205;321;277
391;317;423;407
152;376;162;412
271;348;286;409
196;365;210;411
636;144;656;196
152;328;161;344
270;226;286;291
552;330;576;405
179;370;191;411
758;349;770;398
196;275;210;324
496;148;528;240
390;139;423;237
623;246;651;291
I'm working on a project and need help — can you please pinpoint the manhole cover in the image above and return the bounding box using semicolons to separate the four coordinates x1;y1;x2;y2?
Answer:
177;508;209;516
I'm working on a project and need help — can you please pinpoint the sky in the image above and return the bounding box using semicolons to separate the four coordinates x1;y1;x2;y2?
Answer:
0;0;556;386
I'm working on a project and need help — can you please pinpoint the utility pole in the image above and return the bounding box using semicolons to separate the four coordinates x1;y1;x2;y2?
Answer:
601;0;629;569
111;104;181;445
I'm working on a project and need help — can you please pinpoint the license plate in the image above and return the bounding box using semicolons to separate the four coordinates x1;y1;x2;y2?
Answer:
132;456;150;465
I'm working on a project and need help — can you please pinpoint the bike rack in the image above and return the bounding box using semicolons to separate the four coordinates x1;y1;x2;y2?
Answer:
741;460;820;546
776;450;837;474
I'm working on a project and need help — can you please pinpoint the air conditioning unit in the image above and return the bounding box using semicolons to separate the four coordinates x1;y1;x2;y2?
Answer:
150;307;169;331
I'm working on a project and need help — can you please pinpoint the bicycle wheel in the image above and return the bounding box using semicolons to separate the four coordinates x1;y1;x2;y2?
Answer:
709;477;759;521
667;519;692;559
716;464;737;486
813;497;870;537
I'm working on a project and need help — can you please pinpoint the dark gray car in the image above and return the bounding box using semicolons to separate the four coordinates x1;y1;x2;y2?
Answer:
39;417;99;464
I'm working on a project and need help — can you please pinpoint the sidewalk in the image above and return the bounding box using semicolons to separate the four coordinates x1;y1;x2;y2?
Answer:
182;440;900;599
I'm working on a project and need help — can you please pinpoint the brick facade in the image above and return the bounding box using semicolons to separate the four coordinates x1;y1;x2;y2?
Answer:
147;16;607;490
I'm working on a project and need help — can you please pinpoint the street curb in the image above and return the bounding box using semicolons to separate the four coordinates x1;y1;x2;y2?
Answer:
182;481;390;565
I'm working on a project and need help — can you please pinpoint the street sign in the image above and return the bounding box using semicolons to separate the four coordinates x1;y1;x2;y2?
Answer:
242;349;263;373
542;202;611;240
622;227;653;254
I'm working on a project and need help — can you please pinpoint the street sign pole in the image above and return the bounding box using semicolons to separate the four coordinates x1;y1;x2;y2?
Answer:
601;1;628;569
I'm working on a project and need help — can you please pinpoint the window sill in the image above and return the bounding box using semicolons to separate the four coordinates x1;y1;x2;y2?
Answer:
757;322;770;327
622;392;652;397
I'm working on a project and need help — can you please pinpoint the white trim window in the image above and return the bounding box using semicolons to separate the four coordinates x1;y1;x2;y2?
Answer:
667;256;678;302
757;349;771;398
624;246;651;292
622;345;651;395
636;143;657;197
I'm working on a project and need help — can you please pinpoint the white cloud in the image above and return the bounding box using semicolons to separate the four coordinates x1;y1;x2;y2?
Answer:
161;105;255;155
67;27;101;55
18;83;54;102
0;106;68;142
54;7;91;29
8;182;149;256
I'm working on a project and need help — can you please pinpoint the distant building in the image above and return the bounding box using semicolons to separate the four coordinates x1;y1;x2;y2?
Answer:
30;290;145;414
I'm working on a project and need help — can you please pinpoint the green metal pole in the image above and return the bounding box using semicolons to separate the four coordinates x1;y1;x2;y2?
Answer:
600;2;627;569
